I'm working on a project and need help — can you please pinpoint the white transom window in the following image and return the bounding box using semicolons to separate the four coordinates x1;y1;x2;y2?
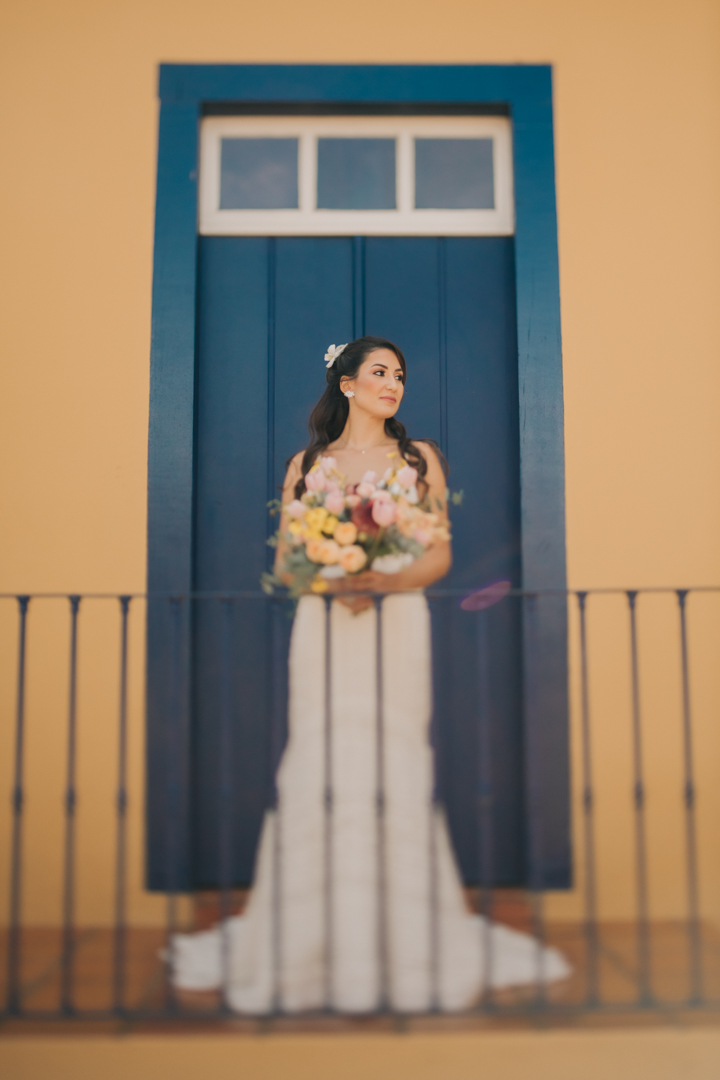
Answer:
199;116;514;236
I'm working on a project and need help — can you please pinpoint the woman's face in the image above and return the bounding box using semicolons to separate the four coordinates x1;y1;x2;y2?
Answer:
341;348;405;420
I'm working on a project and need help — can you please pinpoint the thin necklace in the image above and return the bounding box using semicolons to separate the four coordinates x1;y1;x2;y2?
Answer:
342;441;395;456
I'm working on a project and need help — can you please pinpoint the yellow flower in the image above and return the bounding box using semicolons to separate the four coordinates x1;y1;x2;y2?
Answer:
305;507;328;532
322;515;339;536
288;521;303;537
311;577;328;593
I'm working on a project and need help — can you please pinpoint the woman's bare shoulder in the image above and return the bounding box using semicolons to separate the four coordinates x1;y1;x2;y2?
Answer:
414;441;444;473
281;453;304;500
285;452;304;478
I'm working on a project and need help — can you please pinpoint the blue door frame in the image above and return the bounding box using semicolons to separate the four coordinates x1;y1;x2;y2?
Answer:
147;64;569;890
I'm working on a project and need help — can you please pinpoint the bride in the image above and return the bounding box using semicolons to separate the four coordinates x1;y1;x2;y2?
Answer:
172;335;569;1012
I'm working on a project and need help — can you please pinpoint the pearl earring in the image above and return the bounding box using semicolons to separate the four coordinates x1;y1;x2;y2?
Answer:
344;390;355;398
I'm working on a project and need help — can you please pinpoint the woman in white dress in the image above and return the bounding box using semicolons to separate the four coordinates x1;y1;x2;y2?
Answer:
172;336;569;1012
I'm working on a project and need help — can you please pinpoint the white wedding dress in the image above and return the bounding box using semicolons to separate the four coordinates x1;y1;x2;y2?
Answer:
171;593;569;1012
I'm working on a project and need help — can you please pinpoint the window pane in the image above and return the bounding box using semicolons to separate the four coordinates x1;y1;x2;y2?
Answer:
219;138;298;209
317;138;396;210
414;138;494;209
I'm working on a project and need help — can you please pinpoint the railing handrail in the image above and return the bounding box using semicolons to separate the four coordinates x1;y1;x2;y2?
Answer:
1;586;720;600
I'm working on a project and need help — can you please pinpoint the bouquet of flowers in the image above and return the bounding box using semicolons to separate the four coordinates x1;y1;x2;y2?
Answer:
263;454;451;598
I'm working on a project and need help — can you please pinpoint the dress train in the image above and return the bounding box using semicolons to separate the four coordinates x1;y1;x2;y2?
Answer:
171;594;569;1012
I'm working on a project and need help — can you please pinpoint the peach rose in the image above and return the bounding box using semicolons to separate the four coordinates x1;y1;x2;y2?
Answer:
339;545;367;573
306;538;325;562
334;521;358;546
413;527;432;547
372;499;397;527
317;539;340;564
324;490;345;516
394;505;415;537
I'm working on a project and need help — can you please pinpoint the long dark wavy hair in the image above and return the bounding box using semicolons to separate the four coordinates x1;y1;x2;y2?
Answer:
291;335;447;499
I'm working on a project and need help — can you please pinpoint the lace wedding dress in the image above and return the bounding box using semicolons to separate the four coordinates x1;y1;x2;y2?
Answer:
171;593;569;1012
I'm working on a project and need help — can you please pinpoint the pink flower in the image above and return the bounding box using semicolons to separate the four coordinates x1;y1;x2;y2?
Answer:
361;470;378;484
324;490;345;515
345;493;360;508
397;465;418;488
305;469;326;493
286;499;305;518
372;500;397;527
413;527;432;547
339;545;367;573
370;488;392;503
320;456;337;472
356;481;376;499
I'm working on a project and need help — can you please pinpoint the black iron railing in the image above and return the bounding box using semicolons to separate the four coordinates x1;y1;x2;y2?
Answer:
1;588;719;1023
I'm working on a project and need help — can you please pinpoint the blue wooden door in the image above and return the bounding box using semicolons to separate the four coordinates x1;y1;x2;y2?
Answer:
192;235;523;888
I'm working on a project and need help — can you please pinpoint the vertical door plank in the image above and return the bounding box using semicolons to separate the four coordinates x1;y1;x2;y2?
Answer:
441;236;524;884
192;237;273;886
364;238;443;447
273;237;354;492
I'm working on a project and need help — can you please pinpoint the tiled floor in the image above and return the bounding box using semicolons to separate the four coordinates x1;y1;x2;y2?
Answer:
1;895;719;1032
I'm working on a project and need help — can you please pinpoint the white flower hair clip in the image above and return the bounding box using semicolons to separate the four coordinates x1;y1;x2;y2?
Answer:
324;343;348;369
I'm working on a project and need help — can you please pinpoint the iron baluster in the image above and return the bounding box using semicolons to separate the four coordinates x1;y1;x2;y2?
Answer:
523;593;548;1008
61;595;81;1015
677;590;703;1004
218;597;235;1013
7;596;30;1015
577;591;600;1006
112;596;131;1015
427;597;441;1013
270;597;285;1014
374;596;389;1012
323;595;334;1010
163;596;184;1014
627;591;652;1005
477;607;496;1011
